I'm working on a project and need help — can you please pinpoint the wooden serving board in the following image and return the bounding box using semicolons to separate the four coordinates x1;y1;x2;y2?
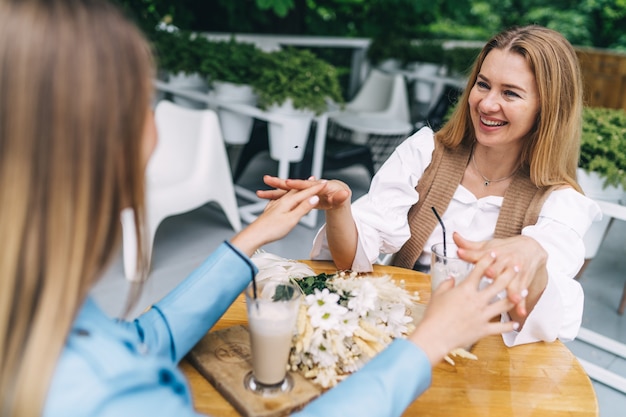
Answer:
187;325;322;417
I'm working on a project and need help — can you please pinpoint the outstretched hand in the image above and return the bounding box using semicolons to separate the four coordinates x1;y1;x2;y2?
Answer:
258;175;352;211
229;180;328;256
453;232;548;324
409;251;519;365
259;175;359;270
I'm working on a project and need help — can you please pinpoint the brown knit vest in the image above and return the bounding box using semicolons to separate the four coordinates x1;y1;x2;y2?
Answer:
393;139;555;269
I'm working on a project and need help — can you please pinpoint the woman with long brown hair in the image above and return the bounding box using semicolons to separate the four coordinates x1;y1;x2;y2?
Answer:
0;1;518;416
264;25;602;347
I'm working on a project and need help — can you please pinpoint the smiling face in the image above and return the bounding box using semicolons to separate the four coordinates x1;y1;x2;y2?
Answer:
468;49;539;154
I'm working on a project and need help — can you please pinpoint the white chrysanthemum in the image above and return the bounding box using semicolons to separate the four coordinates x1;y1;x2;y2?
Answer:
337;310;360;337
308;331;338;368
306;289;347;331
383;302;414;337
347;280;378;317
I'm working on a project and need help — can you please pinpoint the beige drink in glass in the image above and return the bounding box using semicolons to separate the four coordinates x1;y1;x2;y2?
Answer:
430;242;473;291
244;280;300;395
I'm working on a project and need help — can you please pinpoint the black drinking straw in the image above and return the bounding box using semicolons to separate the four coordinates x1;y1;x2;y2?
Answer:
431;206;447;257
252;274;258;300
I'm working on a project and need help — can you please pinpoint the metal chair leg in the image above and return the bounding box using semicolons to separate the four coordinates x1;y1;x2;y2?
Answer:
618;280;626;315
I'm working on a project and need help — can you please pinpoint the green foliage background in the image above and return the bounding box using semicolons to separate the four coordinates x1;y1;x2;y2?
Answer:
116;0;626;51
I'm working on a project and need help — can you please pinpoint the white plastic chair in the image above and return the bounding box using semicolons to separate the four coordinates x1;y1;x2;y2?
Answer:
122;100;242;280
327;69;412;171
342;68;411;123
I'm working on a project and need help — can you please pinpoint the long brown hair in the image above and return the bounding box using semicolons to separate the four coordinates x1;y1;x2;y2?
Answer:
438;25;583;192
0;0;153;415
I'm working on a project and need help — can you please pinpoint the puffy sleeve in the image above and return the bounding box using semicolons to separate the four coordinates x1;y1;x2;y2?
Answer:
502;188;602;346
310;127;436;272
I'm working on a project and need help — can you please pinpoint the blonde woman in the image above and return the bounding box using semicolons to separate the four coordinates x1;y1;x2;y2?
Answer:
263;26;602;347
0;1;519;416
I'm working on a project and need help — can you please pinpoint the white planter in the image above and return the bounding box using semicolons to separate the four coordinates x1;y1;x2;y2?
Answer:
212;81;257;145
168;72;208;109
267;100;314;163
578;168;624;201
578;168;624;258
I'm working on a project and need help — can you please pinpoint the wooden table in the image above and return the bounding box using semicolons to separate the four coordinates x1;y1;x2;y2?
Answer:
181;261;599;416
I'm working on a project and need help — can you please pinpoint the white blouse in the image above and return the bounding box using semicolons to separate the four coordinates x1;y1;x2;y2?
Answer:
311;127;602;346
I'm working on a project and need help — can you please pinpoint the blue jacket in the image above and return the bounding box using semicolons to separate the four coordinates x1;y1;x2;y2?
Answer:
44;242;431;417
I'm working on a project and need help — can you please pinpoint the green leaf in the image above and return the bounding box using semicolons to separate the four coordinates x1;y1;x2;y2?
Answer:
272;284;296;301
255;0;294;17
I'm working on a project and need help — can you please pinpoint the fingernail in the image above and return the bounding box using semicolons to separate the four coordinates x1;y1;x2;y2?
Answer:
512;322;520;330
520;289;528;298
513;265;520;273
308;176;315;180
320;179;328;183
490;251;497;259
309;196;319;205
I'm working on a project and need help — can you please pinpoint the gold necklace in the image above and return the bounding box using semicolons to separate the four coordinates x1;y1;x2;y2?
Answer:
471;153;518;186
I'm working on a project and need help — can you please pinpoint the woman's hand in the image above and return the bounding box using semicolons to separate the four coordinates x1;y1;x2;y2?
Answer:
409;252;518;365
257;175;352;211
453;232;548;326
230;181;328;256
258;175;359;270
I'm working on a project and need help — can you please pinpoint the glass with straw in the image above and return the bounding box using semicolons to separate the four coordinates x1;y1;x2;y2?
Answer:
430;207;473;292
244;277;301;396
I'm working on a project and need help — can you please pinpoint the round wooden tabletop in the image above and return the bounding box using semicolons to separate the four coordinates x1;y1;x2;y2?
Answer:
181;260;598;417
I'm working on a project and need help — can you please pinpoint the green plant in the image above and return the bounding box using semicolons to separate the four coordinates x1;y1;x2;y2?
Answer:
252;47;345;115
151;29;205;75
200;37;264;86
580;106;626;189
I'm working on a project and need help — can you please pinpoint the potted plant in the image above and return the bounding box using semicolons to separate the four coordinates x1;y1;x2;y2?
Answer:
151;29;209;108
578;106;626;261
251;47;345;162
579;106;626;193
253;47;344;115
200;37;265;144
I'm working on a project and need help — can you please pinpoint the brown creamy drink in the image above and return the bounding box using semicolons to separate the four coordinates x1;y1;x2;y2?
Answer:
245;281;300;387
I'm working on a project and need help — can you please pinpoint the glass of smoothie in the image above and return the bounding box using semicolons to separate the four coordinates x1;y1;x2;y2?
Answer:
244;279;301;396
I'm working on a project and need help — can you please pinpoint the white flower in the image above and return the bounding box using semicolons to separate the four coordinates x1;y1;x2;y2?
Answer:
306;288;347;331
308;331;337;367
383;302;414;337
288;270;421;388
347;280;378;317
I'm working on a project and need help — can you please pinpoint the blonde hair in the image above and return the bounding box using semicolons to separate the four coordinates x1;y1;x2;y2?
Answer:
0;0;153;415
438;25;583;192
